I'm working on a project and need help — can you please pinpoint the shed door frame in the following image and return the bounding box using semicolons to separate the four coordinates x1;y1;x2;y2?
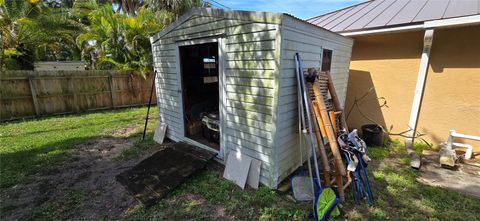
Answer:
175;37;226;159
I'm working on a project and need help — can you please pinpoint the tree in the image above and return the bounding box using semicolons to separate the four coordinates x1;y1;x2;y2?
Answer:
145;0;207;15
0;0;43;70
75;1;174;75
111;0;142;16
0;0;82;70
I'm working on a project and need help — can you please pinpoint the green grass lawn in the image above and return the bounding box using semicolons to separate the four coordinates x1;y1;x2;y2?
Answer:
127;169;309;220
1;108;479;220
343;142;480;220
128;141;480;221
0;107;157;188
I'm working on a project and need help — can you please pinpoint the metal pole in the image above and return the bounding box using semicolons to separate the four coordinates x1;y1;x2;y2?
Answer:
295;53;322;187
142;71;157;140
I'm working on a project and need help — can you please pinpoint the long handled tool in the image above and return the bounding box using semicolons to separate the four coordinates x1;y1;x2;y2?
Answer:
142;70;157;140
295;53;321;188
291;67;315;202
295;53;340;221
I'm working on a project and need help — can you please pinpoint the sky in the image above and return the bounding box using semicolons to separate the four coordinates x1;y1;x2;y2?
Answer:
212;0;364;19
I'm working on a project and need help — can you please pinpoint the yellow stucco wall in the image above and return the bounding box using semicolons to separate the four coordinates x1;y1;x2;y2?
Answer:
345;25;480;151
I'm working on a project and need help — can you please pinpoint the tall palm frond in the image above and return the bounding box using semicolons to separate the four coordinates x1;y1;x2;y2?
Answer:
1;0;84;69
145;0;201;15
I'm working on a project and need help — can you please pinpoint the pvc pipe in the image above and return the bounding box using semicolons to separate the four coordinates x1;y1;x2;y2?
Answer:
446;130;477;160
451;131;480;142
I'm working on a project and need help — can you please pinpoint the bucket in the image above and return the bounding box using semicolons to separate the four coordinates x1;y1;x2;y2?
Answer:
361;124;384;147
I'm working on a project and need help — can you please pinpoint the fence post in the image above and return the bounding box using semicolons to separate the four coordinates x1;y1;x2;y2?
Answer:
108;74;116;109
28;77;40;116
69;76;79;113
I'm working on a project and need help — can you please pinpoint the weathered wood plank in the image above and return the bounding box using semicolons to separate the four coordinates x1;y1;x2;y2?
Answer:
226;128;272;144
226;30;277;44
164;19;248;39
226;113;273;131
226;85;274;97
226;77;275;88
108;75;116;109
227;100;273;115
226;50;276;61
227;108;273;123
225;69;276;79
225;59;277;71
226;40;276;52
1;71;155;121
226;92;274;106
28;77;40;116
175;16;222;30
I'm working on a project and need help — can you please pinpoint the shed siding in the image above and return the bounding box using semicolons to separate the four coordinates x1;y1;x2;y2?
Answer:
152;15;282;187
274;16;353;184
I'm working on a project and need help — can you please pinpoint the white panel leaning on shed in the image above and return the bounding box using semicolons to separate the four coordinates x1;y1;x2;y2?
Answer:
150;8;353;188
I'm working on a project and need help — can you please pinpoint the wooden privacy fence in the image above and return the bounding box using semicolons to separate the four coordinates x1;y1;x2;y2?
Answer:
0;71;156;121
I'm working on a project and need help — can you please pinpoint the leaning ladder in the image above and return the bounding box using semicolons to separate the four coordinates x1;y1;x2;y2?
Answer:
308;69;351;200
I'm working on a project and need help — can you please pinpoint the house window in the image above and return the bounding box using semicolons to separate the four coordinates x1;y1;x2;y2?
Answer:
321;49;333;72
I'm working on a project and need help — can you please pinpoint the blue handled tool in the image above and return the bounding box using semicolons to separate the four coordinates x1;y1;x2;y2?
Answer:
295;53;341;221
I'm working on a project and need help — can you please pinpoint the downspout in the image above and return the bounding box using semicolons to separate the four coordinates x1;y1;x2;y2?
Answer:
405;29;434;169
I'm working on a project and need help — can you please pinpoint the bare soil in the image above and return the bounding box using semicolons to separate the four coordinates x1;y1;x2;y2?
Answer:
1;134;166;220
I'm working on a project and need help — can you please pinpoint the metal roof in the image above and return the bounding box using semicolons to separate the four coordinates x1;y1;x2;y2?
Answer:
307;0;480;33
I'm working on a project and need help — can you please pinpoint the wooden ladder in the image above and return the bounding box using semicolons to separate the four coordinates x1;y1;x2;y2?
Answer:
305;68;350;200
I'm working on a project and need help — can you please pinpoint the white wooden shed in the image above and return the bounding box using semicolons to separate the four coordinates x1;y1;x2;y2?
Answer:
150;8;353;188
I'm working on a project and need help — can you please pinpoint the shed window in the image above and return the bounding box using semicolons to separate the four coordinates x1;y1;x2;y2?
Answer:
321;49;333;72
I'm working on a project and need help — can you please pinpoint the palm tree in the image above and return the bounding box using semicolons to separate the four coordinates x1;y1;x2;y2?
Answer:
109;0;206;17
0;0;82;70
74;0;206;75
0;0;43;70
76;1;172;75
145;0;206;15
111;0;142;16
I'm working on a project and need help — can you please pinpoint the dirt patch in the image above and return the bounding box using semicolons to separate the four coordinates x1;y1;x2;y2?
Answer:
111;125;139;137
0;137;166;220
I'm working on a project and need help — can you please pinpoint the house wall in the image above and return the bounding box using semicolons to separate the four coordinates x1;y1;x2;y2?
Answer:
346;25;480;150
151;11;283;187
274;16;353;186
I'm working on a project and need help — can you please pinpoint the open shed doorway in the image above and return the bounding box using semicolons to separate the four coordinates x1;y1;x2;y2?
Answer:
179;42;220;151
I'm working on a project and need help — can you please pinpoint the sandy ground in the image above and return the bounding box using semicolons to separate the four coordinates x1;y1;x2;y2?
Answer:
0;128;166;220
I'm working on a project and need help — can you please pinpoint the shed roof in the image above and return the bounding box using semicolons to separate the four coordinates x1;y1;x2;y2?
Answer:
150;8;283;43
307;0;480;33
150;8;349;43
